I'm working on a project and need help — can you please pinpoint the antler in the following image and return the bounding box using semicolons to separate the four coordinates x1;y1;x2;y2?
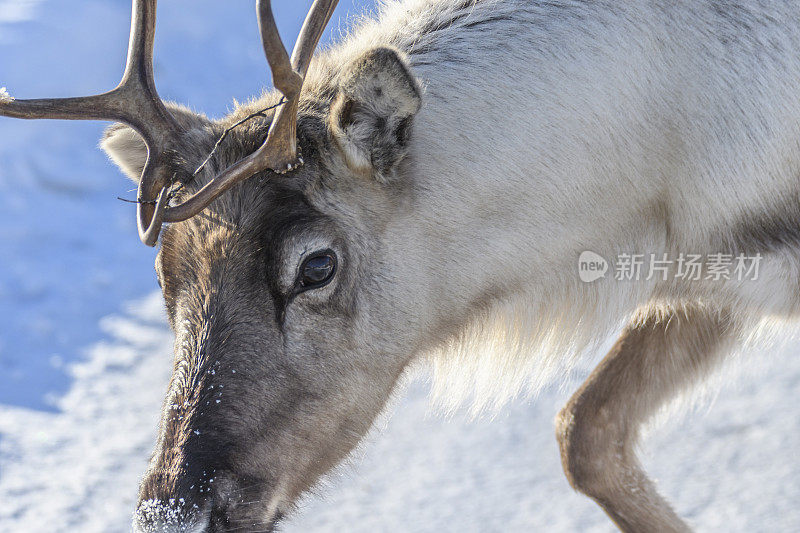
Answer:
0;0;338;246
160;0;339;224
0;0;183;246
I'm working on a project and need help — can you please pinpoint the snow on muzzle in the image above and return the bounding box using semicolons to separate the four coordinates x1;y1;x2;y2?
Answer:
133;466;282;532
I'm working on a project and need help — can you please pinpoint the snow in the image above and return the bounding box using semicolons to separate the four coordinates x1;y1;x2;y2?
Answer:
134;496;206;533
0;294;171;530
1;1;799;532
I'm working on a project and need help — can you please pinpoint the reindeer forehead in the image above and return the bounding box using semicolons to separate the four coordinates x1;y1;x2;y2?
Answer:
167;96;331;221
156;175;337;310
163;179;318;253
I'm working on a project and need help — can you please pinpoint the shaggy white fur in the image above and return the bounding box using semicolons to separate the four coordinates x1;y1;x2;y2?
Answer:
322;0;800;413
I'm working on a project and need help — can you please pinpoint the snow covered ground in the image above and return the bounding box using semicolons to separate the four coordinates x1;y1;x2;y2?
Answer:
1;1;799;532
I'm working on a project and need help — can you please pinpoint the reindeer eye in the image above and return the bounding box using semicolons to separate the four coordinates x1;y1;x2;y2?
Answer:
298;252;337;289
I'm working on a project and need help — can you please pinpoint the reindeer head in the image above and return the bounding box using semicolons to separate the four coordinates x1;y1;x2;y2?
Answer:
1;1;425;531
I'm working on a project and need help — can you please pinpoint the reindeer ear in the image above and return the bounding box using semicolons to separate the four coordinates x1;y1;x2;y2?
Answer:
330;47;421;182
100;123;148;182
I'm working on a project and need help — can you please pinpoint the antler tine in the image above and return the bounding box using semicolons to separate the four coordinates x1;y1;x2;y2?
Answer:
0;0;183;246
0;0;179;145
257;0;303;101
0;93;127;123
291;0;339;77
159;0;338;224
255;0;339;171
119;0;183;143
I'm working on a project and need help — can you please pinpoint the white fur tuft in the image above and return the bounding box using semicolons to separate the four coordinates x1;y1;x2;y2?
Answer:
426;274;631;415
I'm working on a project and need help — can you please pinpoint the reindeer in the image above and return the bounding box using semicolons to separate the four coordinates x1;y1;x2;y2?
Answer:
3;0;800;530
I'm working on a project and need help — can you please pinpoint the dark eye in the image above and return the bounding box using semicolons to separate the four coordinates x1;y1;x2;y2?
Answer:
299;252;337;289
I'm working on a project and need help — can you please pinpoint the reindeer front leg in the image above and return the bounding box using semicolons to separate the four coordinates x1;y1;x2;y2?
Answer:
556;306;736;532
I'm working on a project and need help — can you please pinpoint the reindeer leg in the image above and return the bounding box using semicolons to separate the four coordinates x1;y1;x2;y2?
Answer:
555;307;735;532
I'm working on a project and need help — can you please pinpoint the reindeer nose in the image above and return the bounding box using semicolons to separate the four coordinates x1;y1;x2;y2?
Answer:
134;467;281;533
134;467;236;533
